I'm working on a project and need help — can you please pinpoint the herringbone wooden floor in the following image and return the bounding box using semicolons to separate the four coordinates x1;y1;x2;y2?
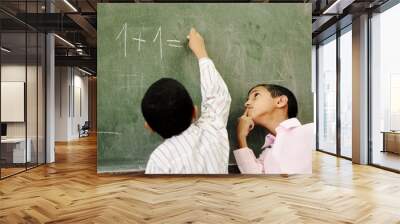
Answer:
1;136;400;224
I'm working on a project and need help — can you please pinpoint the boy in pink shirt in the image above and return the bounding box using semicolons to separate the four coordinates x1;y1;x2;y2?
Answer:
234;84;314;174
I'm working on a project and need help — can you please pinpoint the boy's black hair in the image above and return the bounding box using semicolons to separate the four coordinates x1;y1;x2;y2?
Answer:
141;78;194;139
248;84;298;118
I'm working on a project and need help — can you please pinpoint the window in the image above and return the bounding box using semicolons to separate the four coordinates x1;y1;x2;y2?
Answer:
339;27;352;158
317;35;337;154
371;2;400;171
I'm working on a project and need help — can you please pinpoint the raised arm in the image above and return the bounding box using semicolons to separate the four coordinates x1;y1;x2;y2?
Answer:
187;28;231;128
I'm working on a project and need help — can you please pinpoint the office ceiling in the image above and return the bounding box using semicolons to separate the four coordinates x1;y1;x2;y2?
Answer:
0;0;392;74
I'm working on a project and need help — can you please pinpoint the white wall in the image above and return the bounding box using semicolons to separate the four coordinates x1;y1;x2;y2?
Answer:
55;67;69;141
1;65;40;138
55;67;89;141
74;73;89;137
1;82;25;122
1;63;46;164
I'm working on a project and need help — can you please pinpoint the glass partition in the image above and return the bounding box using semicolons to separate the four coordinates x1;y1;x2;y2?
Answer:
1;30;28;178
0;1;46;179
371;3;400;171
317;35;337;155
339;27;352;158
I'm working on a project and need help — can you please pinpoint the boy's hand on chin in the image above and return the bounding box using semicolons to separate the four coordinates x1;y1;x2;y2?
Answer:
237;108;254;148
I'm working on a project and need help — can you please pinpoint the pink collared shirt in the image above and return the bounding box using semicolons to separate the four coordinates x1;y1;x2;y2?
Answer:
233;118;315;174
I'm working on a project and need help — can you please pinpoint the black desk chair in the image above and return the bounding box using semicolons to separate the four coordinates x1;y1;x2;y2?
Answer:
79;121;90;138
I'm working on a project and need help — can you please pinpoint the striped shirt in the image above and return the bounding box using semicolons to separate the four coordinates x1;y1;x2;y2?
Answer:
145;58;232;174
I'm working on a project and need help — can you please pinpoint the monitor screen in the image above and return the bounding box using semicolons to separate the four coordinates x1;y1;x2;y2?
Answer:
1;123;7;137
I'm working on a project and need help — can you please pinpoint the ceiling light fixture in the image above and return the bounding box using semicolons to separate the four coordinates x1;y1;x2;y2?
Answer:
323;0;342;14
78;67;93;76
63;0;78;12
323;0;354;15
1;47;11;53
54;34;75;48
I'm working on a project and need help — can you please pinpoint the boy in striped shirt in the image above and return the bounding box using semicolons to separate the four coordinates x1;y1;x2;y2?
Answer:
141;28;231;174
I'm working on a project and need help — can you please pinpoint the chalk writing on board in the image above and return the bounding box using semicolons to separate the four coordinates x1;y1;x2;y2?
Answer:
97;131;122;135
167;39;183;48
115;22;127;57
115;23;183;59
152;26;163;59
132;32;146;52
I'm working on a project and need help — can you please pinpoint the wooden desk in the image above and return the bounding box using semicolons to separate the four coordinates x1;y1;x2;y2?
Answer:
381;131;400;154
1;138;32;163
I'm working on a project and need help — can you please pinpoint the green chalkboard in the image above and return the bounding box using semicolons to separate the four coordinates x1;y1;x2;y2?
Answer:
97;3;312;173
